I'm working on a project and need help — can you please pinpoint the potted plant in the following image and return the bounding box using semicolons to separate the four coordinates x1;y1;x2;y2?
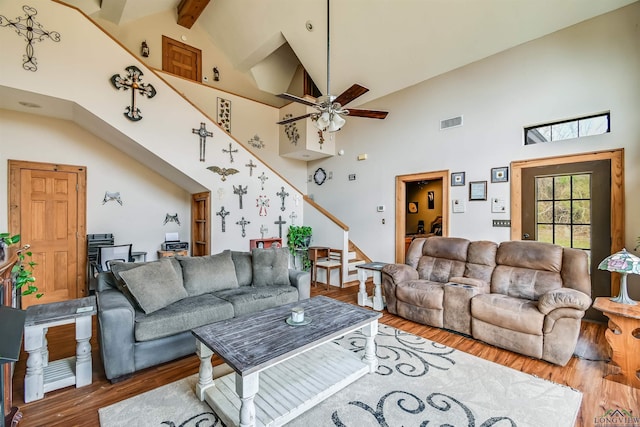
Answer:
287;226;312;271
1;233;41;298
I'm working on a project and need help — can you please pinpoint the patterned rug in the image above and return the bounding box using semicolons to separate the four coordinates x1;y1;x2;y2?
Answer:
99;324;581;427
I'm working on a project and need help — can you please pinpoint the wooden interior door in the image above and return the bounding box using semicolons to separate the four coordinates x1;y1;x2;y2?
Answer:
191;191;210;256
9;161;87;307
162;35;202;82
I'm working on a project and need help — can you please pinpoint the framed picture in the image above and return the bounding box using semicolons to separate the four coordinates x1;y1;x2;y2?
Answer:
491;167;509;183
428;191;435;209
469;181;487;201
408;202;419;214
451;172;465;186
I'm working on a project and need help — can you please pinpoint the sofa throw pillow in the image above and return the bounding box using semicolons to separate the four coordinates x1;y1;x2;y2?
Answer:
252;247;289;287
231;251;253;287
119;258;188;314
177;251;239;296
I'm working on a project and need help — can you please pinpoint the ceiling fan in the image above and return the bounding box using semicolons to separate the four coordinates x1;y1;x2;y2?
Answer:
276;0;388;132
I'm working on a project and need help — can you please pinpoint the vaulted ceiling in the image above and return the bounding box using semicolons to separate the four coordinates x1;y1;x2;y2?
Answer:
27;0;640;107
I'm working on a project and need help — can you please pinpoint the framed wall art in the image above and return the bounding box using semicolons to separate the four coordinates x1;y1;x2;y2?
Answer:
491;167;509;183
451;172;465;186
469;181;487;201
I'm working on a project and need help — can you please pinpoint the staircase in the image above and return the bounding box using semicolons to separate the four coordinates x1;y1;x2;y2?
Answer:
344;240;370;287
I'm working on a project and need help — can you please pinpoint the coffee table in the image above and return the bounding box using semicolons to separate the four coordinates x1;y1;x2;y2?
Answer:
191;296;381;427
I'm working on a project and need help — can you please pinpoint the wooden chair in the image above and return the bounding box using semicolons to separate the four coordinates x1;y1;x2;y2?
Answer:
313;248;343;290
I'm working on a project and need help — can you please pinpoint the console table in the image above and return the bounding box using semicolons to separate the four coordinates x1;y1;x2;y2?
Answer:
23;296;96;402
593;297;640;388
356;262;388;311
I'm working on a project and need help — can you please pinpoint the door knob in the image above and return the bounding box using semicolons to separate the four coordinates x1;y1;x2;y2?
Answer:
523;233;530;239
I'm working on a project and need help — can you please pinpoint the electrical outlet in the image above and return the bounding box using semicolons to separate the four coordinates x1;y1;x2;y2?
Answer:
492;219;511;227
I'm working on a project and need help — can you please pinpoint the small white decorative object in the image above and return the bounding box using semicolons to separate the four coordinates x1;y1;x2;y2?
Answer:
291;307;304;323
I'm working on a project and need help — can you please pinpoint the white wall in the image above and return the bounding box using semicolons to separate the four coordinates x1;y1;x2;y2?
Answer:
0;109;190;259
308;3;640;264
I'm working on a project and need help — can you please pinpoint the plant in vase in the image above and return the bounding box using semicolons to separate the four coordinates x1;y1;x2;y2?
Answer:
1;233;41;298
286;226;312;271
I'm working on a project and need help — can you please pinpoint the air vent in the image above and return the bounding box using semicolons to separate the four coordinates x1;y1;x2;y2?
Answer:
440;115;463;130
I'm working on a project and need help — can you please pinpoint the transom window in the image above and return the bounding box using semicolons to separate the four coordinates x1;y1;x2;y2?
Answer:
525;112;610;145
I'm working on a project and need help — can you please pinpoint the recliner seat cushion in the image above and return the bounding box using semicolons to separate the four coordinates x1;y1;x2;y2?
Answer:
395;280;445;309
178;250;239;296
471;293;544;335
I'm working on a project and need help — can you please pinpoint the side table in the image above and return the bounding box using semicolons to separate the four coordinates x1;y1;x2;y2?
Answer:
356;262;388;311
593;297;640;389
23;296;96;402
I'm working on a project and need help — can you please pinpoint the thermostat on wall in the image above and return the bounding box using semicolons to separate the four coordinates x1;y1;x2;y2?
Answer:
377;205;385;212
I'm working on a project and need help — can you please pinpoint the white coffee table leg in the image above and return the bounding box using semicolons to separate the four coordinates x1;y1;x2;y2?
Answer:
237;372;259;427
362;320;379;373
357;268;369;306
24;325;45;402
195;340;214;400
75;315;93;387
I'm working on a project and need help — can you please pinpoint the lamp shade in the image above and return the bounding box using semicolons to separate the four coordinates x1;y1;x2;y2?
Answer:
598;248;640;305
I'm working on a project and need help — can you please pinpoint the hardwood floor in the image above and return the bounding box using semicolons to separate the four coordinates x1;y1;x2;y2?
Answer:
11;284;639;427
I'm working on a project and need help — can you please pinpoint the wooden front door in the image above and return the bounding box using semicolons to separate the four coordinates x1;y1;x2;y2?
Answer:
162;35;202;82
9;161;87;307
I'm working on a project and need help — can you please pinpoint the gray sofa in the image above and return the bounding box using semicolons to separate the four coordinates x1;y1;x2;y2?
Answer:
96;247;310;381
382;236;592;366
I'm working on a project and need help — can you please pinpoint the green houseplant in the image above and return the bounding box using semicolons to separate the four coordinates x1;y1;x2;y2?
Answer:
286;226;312;271
1;233;41;298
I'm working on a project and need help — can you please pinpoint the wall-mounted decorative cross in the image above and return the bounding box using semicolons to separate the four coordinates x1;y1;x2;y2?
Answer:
274;216;287;238
256;195;269;216
216;206;230;232
277;186;289;211
260;224;268;238
110;65;157;121
0;5;61;72
289;211;298;225
245;159;257;176
258;172;268;191
222;143;238;163
192;122;213;162
233;185;248;209
236;217;250;238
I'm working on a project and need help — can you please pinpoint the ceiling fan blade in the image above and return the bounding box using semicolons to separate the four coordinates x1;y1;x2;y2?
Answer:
277;113;313;125
276;93;318;107
346;109;388;119
334;84;369;107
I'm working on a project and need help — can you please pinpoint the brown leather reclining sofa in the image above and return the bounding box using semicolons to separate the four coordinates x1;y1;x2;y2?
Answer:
381;236;592;365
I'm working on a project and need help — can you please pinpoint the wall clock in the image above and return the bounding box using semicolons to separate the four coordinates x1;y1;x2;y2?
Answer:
314;168;327;185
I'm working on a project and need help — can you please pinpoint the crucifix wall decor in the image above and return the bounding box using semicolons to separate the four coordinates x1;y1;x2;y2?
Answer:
233;185;248;209
260;225;268;238
216;206;230;232
0;5;61;71
256;195;269;216
274;216;287;238
236;217;250;237
277;186;289;211
192;122;213;162
245;159;257;176
222;143;238;163
110;65;157;121
258;172;268;191
289;211;298;225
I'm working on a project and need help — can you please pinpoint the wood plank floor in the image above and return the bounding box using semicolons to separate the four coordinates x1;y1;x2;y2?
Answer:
10;284;639;427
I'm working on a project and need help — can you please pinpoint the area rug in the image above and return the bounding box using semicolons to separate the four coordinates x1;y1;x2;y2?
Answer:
99;324;581;427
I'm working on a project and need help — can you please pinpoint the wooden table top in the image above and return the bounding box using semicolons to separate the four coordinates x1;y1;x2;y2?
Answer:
593;296;640;320
192;296;381;376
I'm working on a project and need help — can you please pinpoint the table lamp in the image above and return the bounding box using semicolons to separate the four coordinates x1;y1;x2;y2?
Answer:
598;248;640;305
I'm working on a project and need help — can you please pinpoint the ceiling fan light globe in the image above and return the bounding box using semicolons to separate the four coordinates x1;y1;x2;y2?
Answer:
326;113;346;132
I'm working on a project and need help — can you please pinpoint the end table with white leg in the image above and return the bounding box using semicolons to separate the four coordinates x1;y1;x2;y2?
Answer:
23;296;96;403
356;262;388;311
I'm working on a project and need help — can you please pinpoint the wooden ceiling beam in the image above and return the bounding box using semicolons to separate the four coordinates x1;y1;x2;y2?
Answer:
177;0;211;29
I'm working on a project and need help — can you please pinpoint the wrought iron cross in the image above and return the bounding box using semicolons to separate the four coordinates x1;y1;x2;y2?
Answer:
277;186;289;211
216;206;230;232
110;65;157;121
245;160;257;176
258;172;268;191
192;123;213;162
233;185;248;209
223;143;238;163
236;217;250;238
274;216;287;238
289;211;298;226
0;5;61;71
260;224;268;238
